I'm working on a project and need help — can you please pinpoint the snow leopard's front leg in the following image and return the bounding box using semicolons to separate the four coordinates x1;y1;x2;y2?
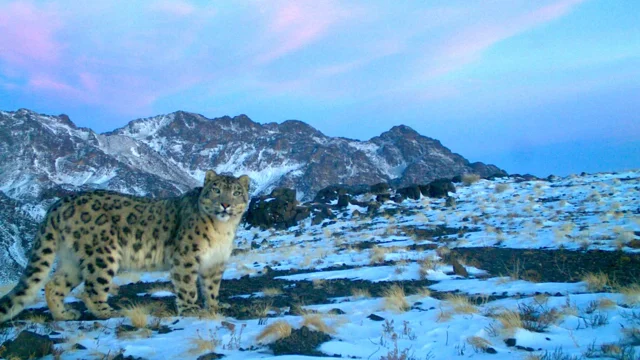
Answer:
171;231;201;316
200;262;225;310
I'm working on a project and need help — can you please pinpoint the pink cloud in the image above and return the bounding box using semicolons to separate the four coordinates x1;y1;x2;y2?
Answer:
28;75;78;94
150;1;196;17
435;0;586;75
256;1;347;64
0;2;63;67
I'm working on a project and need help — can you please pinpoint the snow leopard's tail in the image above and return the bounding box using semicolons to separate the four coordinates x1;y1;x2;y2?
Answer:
0;211;59;323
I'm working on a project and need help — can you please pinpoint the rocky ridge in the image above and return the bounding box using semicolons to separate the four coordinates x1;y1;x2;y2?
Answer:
0;108;505;281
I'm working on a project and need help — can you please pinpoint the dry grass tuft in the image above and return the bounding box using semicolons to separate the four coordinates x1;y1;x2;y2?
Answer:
189;329;220;355
462;173;481;185
302;314;336;334
256;321;293;344
383;285;410;313
582;272;609;292
445;294;478;314
494;183;511;193
597;298;617;310
418;257;439;279
312;279;326;289
351;288;372;299
197;308;225;321
262;287;283;296
121;303;151;328
416;287;432;298
370;246;390;264
620;284;640;306
467;336;492;352
496;310;523;335
24;313;49;324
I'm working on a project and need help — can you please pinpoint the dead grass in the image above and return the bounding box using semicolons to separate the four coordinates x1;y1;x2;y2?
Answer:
23;313;49;324
496;310;523;336
620;284;640;306
370;246;390;264
121;303;151;328
351;288;372;299
444;294;478;314
582;272;610;292
597;298;617;310
256;321;293;344
189;329;220;355
262;287;283;296
462;173;481;185
416;287;431;298
494;183;511;193
302;314;336;334
383;284;410;313
467;336;492;352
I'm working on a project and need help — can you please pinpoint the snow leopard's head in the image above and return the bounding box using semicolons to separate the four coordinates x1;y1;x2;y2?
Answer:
199;170;250;222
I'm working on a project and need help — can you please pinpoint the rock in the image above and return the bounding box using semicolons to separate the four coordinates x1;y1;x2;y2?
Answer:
113;354;146;360
367;202;380;215
393;194;405;203
367;314;385;321
451;256;468;278
269;326;331;356
485;347;498;354
371;182;390;194
328;308;346;315
0;331;54;360
445;196;456;208
504;338;517;347
337;194;350;208
397;185;421;200
197;353;225;360
313;184;370;204
270;188;296;203
245;188;310;229
427;179;456;198
376;194;391;202
352;209;362;217
311;206;336;225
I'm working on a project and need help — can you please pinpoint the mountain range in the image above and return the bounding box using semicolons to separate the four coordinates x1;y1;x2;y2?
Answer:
0;108;504;281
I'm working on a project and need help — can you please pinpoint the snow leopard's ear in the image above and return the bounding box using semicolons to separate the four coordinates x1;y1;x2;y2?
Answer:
205;170;218;184
238;175;250;192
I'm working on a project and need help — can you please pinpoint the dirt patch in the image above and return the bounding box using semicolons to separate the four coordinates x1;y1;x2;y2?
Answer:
269;326;332;356
452;247;640;285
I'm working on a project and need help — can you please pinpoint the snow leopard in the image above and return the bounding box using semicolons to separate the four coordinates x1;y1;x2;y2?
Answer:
0;170;250;322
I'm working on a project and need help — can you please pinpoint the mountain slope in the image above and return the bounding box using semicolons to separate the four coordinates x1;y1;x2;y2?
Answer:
0;108;504;281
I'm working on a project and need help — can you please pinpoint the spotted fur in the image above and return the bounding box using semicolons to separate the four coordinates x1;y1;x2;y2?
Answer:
0;170;250;322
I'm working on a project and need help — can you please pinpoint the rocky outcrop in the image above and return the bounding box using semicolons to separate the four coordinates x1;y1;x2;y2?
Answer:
245;188;310;229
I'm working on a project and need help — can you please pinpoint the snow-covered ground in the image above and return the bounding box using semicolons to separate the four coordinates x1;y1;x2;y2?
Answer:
1;170;639;359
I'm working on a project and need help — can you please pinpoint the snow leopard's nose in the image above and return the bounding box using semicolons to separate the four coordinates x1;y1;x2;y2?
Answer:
221;203;230;210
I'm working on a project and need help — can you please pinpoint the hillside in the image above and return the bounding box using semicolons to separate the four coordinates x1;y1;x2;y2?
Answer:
0;170;638;359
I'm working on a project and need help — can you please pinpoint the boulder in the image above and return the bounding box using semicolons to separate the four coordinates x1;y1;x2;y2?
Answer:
311;205;336;225
427;179;456;198
0;331;53;359
397;185;421;200
337;194;350;208
313;184;370;204
245;188;310;229
370;182;390;194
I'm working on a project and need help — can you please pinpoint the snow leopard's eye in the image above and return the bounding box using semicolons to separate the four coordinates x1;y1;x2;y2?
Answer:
233;191;241;196
212;188;221;194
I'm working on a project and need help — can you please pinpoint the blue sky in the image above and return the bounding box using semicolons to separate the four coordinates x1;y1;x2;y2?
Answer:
0;0;638;176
